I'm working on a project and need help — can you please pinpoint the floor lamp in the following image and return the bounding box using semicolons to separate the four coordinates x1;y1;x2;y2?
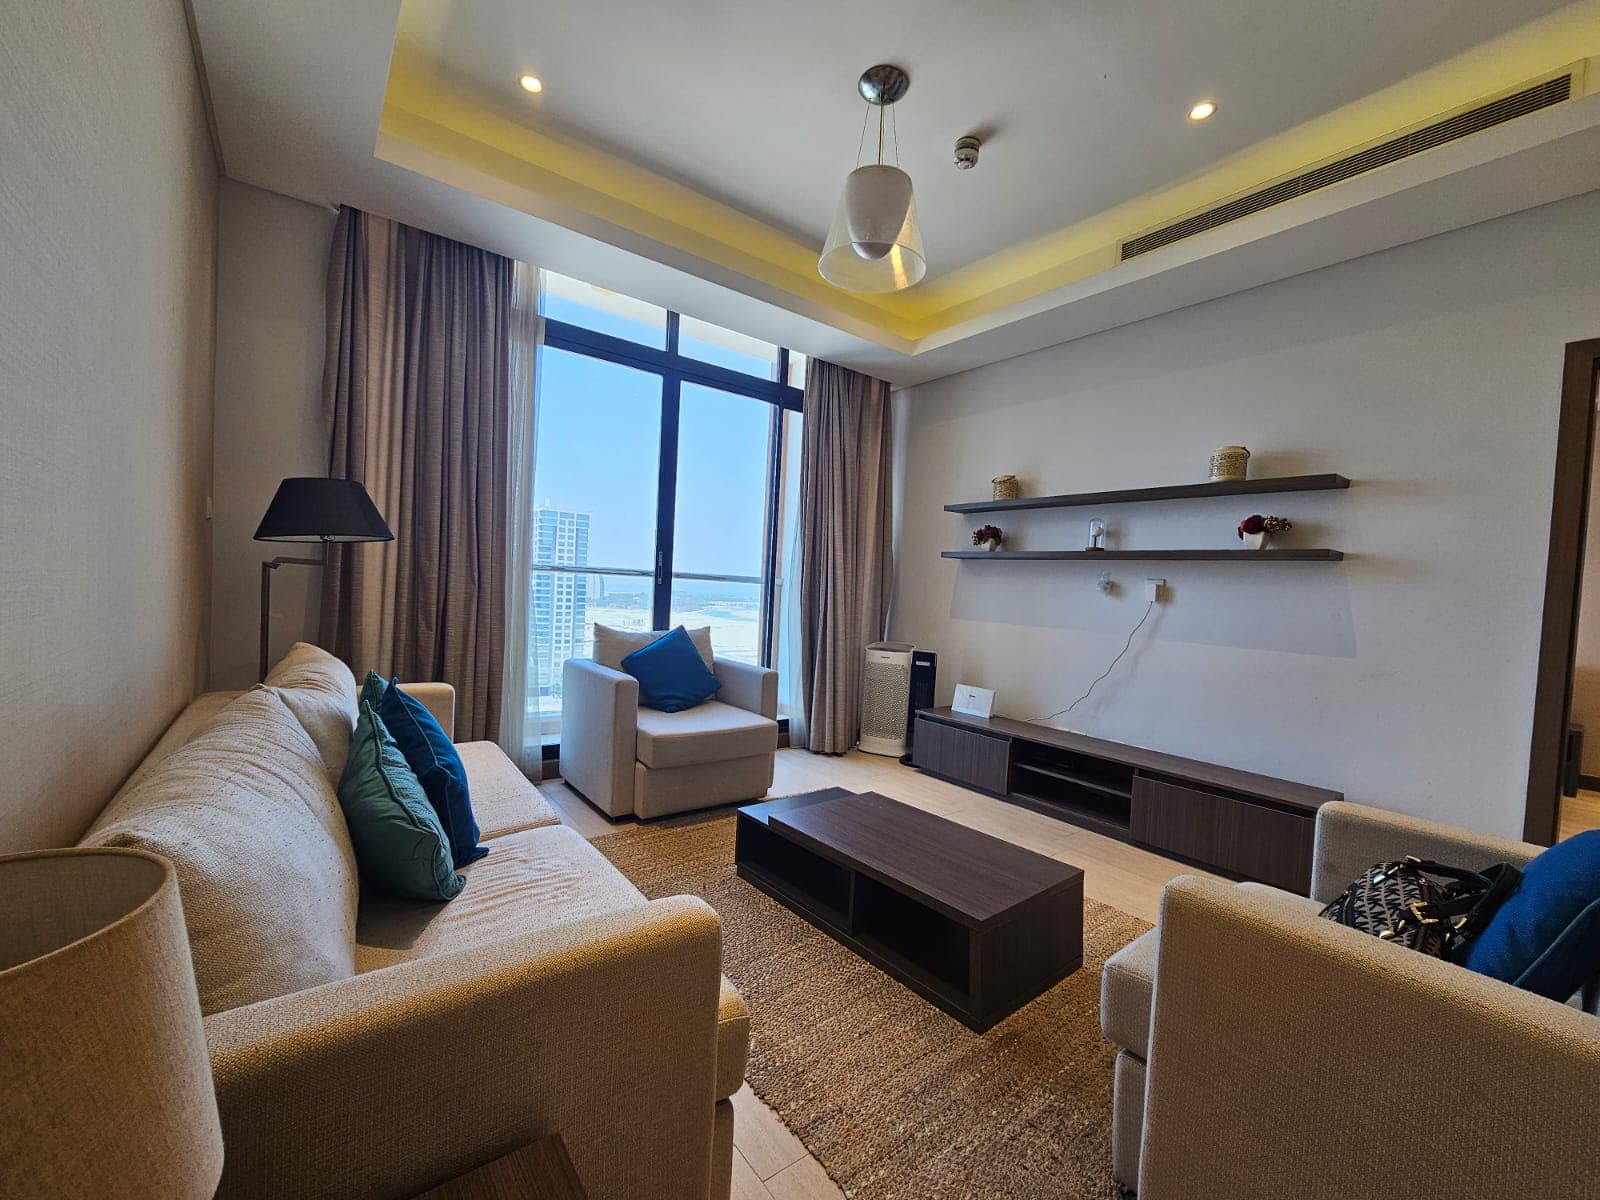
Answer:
253;477;393;679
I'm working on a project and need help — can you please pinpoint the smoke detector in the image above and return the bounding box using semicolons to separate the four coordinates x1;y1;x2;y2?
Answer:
954;135;981;170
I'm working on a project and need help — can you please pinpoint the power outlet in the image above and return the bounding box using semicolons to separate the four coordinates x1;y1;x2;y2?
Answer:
1146;578;1166;602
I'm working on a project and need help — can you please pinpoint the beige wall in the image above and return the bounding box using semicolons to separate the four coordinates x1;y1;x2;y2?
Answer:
209;181;337;689
0;1;219;851
891;191;1600;841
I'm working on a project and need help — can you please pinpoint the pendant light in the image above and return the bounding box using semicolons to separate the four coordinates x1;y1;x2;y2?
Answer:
818;64;927;293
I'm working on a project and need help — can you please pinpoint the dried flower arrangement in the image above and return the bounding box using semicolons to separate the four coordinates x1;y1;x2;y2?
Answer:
972;524;1005;551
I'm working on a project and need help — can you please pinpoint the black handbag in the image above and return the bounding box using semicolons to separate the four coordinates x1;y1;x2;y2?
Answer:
1318;856;1521;960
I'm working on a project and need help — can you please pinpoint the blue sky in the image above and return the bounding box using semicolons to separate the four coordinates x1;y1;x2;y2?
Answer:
534;294;776;579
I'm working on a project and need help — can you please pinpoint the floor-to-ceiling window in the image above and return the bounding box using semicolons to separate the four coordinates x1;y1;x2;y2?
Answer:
530;272;805;739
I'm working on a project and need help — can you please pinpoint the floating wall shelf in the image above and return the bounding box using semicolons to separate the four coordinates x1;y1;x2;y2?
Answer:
944;473;1350;514
943;549;1344;561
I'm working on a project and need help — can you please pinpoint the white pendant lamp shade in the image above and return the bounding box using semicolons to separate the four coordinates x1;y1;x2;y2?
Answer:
819;164;927;293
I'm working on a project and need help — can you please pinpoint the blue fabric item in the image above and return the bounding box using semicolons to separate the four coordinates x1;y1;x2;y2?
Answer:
377;678;487;868
337;703;464;902
1464;830;1600;1001
621;626;722;713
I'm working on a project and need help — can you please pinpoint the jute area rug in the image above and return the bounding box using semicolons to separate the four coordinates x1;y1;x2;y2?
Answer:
592;812;1152;1199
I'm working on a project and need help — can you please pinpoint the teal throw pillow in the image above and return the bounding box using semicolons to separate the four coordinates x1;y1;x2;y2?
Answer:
337;701;464;902
360;669;389;711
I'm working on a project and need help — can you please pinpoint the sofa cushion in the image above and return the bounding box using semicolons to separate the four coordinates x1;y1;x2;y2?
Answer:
264;643;359;779
84;687;358;1016
635;701;778;770
622;626;723;713
456;741;560;839
354;825;647;972
378;677;486;868
594;622;713;671
339;703;464;903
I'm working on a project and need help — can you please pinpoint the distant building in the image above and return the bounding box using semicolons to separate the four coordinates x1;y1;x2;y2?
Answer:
531;506;591;706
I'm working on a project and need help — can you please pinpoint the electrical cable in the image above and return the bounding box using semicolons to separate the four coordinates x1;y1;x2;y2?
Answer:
1027;600;1155;724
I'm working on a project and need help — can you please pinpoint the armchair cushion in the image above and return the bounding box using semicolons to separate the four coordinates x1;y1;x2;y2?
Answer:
622;626;723;713
1465;830;1600;1000
377;676;486;868
594;622;713;671
635;701;778;770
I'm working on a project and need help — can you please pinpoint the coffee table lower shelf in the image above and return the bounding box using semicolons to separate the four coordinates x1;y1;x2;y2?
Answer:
735;790;1083;1032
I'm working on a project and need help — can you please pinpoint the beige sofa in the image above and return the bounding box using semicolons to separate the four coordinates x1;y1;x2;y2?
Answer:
560;632;778;820
80;644;750;1200
1101;800;1600;1198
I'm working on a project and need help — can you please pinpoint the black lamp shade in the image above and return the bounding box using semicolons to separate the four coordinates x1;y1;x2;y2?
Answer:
253;478;393;543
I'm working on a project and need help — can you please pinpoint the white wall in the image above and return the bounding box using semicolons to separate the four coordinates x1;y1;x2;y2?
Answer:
209;180;337;689
0;0;218;851
891;191;1600;840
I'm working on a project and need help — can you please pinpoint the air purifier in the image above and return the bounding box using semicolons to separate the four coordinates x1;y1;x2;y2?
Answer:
859;641;915;756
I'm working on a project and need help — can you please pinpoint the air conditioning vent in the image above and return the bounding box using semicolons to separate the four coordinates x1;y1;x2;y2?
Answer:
1121;73;1574;261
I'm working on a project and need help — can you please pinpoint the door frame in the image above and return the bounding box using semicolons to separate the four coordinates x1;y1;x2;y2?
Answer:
1524;338;1600;844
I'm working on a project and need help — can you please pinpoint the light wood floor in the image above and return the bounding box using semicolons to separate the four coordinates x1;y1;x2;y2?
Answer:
539;748;1214;1199
1559;788;1600;840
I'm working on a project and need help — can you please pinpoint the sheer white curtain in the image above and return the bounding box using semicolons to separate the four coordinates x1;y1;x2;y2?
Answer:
498;261;544;777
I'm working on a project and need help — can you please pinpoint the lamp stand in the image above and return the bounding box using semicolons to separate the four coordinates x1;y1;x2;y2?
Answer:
259;547;326;680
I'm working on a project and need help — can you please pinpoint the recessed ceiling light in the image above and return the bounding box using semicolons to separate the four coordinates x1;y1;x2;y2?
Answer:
1188;100;1217;122
518;73;543;94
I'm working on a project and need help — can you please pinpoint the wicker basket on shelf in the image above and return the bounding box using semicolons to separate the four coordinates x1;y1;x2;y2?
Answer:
991;474;1021;501
1209;446;1250;481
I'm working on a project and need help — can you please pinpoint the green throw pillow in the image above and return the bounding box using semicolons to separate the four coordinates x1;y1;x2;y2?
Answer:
337;701;464;902
359;669;389;711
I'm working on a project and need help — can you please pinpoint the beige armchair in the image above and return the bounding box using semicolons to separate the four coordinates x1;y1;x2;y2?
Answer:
560;655;778;820
1103;801;1600;1198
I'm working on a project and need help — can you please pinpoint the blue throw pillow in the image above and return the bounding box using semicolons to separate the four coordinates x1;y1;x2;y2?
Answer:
621;626;722;713
377;677;487;869
337;703;463;902
1464;830;1600;1001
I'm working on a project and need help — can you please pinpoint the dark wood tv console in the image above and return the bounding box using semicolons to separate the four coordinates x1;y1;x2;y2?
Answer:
912;708;1342;894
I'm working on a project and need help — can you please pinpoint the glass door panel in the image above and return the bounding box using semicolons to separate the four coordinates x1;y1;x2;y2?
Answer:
530;348;663;727
670;383;775;665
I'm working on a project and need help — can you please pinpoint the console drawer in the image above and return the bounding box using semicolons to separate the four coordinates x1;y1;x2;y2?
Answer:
1132;776;1315;894
913;716;1010;795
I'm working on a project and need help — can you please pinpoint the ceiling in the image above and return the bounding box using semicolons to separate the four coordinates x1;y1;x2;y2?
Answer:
397;0;1566;275
191;0;1600;385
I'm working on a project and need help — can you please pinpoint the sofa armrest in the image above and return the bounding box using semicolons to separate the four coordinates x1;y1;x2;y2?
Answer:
205;897;724;1200
1138;877;1600;1199
713;658;777;721
558;659;638;817
1310;800;1540;902
396;681;455;742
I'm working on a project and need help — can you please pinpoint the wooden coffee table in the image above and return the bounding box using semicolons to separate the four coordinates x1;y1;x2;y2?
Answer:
735;788;1083;1031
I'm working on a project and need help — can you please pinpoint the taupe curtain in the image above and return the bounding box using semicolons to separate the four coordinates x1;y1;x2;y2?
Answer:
797;359;894;754
319;207;513;742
